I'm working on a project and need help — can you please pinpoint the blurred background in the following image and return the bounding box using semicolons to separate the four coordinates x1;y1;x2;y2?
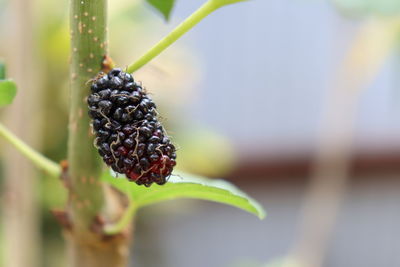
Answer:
1;0;400;266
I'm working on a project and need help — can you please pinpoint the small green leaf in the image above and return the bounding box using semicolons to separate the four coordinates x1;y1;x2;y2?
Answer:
103;171;266;219
146;0;175;21
0;61;5;80
0;80;17;107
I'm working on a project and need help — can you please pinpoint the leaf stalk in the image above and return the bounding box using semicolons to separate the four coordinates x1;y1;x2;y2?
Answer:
0;123;60;177
104;201;138;235
126;0;248;73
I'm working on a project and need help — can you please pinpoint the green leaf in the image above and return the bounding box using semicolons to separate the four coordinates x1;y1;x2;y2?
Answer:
333;0;400;16
146;0;175;21
103;171;266;219
0;61;5;80
0;80;17;107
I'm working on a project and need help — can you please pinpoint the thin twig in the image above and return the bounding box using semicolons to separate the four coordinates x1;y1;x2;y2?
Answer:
0;123;60;177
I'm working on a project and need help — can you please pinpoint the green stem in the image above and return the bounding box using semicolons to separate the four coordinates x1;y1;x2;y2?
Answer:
0;123;60;177
104;201;137;235
67;1;132;267
126;0;247;73
68;0;107;231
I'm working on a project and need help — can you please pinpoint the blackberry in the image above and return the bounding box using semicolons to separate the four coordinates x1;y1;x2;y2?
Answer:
88;68;176;187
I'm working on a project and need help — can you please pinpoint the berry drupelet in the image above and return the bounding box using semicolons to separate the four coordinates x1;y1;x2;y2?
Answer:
87;68;176;187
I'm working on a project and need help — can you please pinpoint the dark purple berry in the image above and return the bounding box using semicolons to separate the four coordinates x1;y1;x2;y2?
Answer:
123;158;134;168
139;158;150;169
119;72;134;82
147;143;156;154
98;100;112;115
124;82;135;91
97;129;110;140
123;138;135;148
116;96;128;105
133;109;143;120
92;119;102;131
149;153;160;162
130;91;141;103
87;94;100;106
96;76;109;89
91;83;100;93
122;125;134;135
108;68;122;77
148;136;160;143
98;89;112;99
113;107;123;120
139;127;152;138
110;76;123;88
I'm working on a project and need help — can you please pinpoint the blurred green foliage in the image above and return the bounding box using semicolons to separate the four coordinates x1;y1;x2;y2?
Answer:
0;61;17;107
176;126;235;177
0;61;5;79
0;80;16;107
333;0;400;16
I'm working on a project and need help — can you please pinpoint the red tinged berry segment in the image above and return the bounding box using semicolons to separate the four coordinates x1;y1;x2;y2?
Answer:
87;68;177;187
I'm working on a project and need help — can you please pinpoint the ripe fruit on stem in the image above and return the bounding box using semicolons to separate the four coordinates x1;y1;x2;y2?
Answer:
88;68;177;187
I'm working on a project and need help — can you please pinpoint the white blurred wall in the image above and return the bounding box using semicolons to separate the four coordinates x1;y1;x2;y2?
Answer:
165;0;400;155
